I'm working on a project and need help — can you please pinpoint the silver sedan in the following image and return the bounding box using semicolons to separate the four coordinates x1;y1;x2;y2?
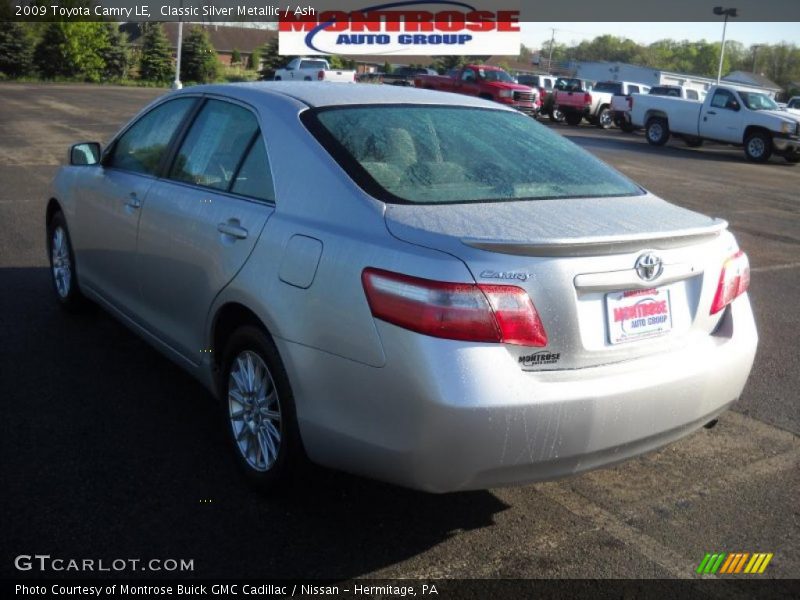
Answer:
46;83;757;492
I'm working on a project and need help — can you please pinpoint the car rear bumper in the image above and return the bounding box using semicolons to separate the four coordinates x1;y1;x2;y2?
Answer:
279;294;757;493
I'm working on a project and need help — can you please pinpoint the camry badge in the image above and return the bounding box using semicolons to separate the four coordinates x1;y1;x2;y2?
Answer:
635;253;663;282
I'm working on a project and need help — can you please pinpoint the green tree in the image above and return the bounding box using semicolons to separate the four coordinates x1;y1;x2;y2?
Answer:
433;55;467;73
247;47;261;70
383;61;392;74
231;48;242;65
33;22;107;81
101;24;129;80
139;23;173;83
181;27;219;83
0;21;34;78
258;38;286;80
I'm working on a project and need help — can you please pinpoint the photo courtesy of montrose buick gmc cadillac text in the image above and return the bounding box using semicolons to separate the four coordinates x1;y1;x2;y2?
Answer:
46;83;757;492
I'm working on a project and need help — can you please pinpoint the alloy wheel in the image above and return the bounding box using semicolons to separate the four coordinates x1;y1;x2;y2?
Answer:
51;226;72;298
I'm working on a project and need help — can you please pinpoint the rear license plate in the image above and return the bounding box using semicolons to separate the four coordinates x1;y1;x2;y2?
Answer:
606;287;672;344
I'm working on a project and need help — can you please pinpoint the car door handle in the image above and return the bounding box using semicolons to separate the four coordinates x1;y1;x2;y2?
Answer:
217;222;248;240
706;111;716;115
124;192;141;209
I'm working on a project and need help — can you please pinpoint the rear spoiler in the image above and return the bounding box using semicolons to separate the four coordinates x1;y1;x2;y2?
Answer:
461;219;728;257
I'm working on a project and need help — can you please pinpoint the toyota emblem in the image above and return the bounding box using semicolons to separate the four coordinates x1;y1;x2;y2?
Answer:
635;253;663;282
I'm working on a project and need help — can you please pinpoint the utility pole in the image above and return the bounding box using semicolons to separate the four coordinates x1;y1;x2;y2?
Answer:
714;7;738;85
547;28;556;73
172;0;184;89
751;44;762;73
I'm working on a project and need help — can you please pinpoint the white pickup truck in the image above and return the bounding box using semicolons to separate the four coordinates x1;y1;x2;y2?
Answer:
274;58;356;83
612;85;704;132
630;84;800;163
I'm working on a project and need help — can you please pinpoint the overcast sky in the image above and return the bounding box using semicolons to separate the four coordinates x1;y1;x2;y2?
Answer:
520;22;800;50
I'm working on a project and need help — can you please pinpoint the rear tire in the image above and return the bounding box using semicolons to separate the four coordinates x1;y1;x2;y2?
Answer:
219;325;304;493
744;131;772;163
549;108;564;123
565;112;583;126
597;107;613;129
47;211;88;312
645;117;670;146
619;121;635;133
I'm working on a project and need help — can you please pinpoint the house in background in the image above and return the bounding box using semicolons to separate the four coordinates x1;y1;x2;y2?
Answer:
122;23;274;67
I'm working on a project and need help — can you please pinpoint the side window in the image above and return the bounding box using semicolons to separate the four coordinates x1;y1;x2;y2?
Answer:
462;69;475;82
544;79;553;89
231;138;275;202
629;85;640;94
687;89;699;100
109;98;195;176
169;100;259;192
711;89;735;110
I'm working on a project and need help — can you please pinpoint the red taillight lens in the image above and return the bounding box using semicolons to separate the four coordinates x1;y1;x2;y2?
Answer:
584;92;592;105
627;96;633;109
361;268;547;346
317;70;325;81
710;250;750;315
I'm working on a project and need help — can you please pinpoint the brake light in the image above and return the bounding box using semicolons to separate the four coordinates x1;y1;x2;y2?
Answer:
710;251;750;315
627;96;633;109
584;92;592;106
317;70;325;81
361;268;547;346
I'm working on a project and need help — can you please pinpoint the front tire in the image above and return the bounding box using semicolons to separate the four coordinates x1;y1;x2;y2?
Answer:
219;325;303;492
744;131;772;163
565;112;583;126
645;117;670;146
47;211;87;312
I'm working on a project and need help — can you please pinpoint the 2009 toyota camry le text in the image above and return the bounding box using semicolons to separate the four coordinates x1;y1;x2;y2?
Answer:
46;83;757;492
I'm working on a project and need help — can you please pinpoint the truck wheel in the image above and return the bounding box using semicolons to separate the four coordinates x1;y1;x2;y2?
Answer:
645;117;670;146
597;107;613;129
685;137;704;148
565;112;583;126
549;108;564;123
303;76;312;81
744;131;772;163
274;76;282;81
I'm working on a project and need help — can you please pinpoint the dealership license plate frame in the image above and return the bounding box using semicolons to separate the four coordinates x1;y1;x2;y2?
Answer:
606;286;673;345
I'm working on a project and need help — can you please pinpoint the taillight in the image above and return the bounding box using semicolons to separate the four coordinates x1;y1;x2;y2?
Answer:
317;70;325;81
627;96;633;109
584;92;592;105
362;268;547;346
710;250;750;315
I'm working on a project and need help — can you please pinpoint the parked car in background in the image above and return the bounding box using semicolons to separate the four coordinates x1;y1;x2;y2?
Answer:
784;96;800;116
630;84;800;163
552;77;597;126
47;82;757;493
415;64;539;116
274;58;356;83
382;66;438;86
517;73;558;120
612;85;704;132
357;72;385;84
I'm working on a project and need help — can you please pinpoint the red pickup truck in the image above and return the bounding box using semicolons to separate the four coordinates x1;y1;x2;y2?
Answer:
414;65;538;117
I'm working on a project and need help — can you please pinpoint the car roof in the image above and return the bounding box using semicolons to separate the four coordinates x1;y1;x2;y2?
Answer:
179;81;510;111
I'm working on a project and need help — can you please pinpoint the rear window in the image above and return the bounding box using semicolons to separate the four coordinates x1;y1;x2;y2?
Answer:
594;82;623;94
303;105;642;205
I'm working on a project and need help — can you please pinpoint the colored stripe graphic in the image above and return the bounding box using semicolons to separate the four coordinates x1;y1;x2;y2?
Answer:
701;552;774;574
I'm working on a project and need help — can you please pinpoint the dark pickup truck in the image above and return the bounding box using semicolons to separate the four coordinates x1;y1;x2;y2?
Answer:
382;66;438;86
415;65;538;116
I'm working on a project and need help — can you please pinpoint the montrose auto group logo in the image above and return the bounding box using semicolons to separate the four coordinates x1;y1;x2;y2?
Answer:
278;1;521;56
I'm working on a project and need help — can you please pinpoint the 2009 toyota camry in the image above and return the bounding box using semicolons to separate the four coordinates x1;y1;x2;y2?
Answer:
46;83;757;492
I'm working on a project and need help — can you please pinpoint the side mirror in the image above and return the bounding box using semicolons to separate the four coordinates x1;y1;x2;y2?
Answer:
70;142;101;166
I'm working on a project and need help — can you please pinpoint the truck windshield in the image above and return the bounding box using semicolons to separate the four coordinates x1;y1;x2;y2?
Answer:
303;105;642;205
479;69;515;83
737;92;779;111
300;60;328;70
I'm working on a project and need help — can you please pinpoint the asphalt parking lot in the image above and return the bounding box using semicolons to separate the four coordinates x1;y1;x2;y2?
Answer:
0;83;798;581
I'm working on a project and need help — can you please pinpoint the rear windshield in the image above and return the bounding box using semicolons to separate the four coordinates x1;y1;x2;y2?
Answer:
303;105;642;205
594;82;623;94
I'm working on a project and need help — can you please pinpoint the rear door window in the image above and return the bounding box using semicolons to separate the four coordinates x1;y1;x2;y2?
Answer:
169;99;259;192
